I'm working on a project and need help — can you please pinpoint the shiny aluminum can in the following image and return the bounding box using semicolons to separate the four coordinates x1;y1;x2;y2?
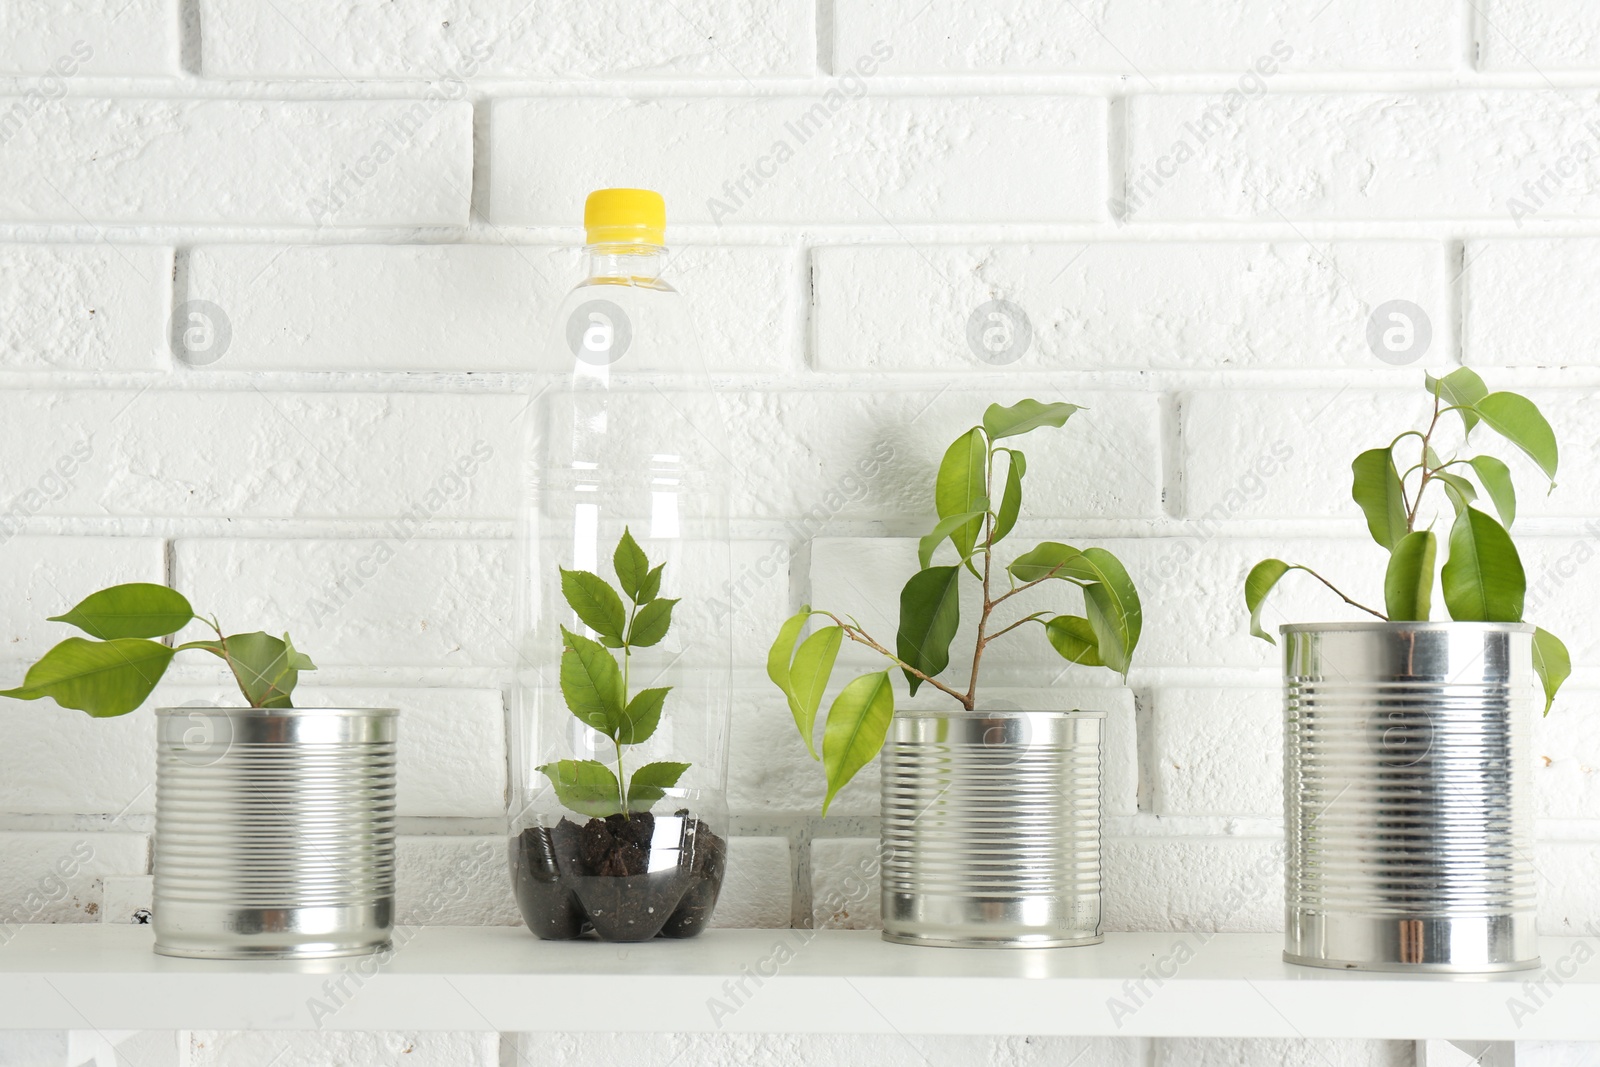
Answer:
881;709;1103;948
1282;623;1538;972
153;707;398;959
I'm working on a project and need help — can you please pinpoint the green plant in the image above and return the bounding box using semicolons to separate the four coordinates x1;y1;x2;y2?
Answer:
767;399;1143;814
0;583;315;715
537;527;690;819
1245;369;1570;713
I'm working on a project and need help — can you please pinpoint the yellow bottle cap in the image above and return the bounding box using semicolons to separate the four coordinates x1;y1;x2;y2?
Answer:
584;188;666;246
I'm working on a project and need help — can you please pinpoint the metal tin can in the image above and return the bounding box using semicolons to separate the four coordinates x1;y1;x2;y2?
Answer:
153;707;398;959
1282;623;1539;973
880;709;1103;948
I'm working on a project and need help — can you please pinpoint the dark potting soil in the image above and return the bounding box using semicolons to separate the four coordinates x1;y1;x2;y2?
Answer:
511;809;727;942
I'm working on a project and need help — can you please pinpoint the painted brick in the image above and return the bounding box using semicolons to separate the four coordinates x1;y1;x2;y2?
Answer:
1151;688;1281;817
815;242;1448;372
0;697;153;816
1533;689;1600;821
490;96;1106;226
726;390;1163;524
1125;92;1600;222
0;537;165;665
0;832;148;928
1104;836;1283;932
0;390;519;521
810;837;880;930
174;538;513;669
1179;389;1594;524
0;2;176;76
1477;0;1600;70
185;243;798;373
1537;840;1600;933
0;245;169;372
199;0;811;78
0;1033;68;1067
395;836;516;926
1154;1037;1414;1067
1464;239;1600;368
713;837;792;928
186;1031;498;1067
837;1;1454;73
0;99;471;226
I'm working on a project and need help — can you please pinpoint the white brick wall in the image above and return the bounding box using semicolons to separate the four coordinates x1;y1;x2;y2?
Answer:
2;1;1598;1064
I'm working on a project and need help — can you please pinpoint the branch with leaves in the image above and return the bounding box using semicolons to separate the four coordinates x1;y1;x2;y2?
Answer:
768;399;1144;814
537;528;690;819
1245;369;1570;713
0;583;315;716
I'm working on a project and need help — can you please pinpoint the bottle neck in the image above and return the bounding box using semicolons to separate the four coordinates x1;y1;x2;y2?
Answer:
584;244;665;283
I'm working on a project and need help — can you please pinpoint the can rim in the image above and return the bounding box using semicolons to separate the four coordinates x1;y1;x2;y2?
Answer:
890;708;1108;720
1279;621;1535;635
154;707;399;717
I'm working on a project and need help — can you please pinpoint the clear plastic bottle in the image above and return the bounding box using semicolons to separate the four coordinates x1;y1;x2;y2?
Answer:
509;189;732;941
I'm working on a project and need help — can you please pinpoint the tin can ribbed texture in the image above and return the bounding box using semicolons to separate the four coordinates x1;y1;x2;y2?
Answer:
881;710;1102;948
1282;624;1538;973
153;707;398;960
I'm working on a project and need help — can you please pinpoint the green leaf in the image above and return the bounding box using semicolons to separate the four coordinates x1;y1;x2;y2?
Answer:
1468;455;1516;529
982;399;1082;440
48;583;194;640
613;528;653;603
1052;548;1142;674
1434;471;1477;514
1532;627;1570;716
1045;615;1103;666
788;626;843;760
618;686;670;746
1351;447;1408;551
767;608;808;695
638;563;664;604
1244;559;1297;644
820;671;895;817
560;568;627;648
1427;368;1487;434
0;637;176;717
917;504;988;569
992;449;1025;545
627;761;691;812
537;759;622;818
627;597;678;648
281;633;316;672
896;565;962;695
558;625;625;736
1384;530;1437;621
935;427;988;561
1008;541;1083;583
1475;392;1558;485
1440;507;1526;622
181;631;309;708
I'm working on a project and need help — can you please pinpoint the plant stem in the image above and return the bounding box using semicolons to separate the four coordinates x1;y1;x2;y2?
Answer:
617;599;640;819
1300;567;1387;620
1404;386;1445;532
964;446;999;709
814;611;973;708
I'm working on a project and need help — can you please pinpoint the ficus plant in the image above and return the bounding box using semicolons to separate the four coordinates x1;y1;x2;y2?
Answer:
537;527;691;820
0;583;315;715
1245;369;1570;713
768;399;1143;814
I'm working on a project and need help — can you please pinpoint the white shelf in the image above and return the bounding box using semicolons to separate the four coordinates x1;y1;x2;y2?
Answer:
0;925;1594;1040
